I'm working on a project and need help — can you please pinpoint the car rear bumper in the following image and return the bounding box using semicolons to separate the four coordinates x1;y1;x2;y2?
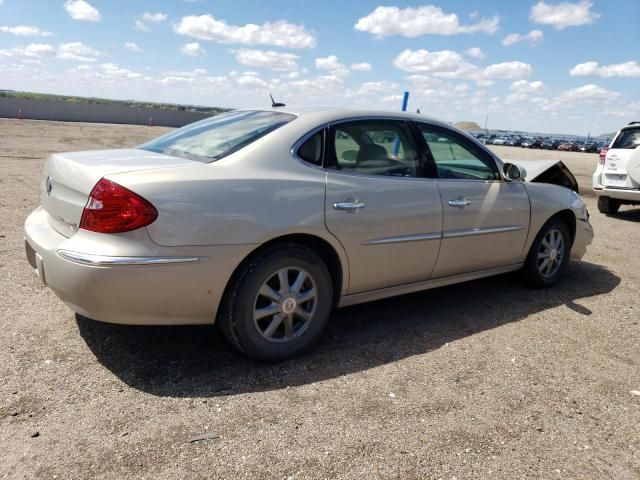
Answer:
24;206;252;325
593;187;640;202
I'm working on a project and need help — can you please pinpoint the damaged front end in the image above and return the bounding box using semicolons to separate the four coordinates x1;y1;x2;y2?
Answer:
506;159;580;193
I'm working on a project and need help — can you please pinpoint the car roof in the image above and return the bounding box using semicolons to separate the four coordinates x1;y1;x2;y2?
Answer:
238;105;452;129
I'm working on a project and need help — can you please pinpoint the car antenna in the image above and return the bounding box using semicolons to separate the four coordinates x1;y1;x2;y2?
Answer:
270;94;285;108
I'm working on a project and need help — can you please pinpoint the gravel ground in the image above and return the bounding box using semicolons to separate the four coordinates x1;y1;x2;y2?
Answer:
1;119;638;479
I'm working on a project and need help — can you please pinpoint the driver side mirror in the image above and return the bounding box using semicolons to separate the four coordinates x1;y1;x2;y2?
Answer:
503;162;527;181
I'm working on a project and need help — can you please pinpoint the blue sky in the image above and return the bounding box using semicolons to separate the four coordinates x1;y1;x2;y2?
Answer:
0;0;638;134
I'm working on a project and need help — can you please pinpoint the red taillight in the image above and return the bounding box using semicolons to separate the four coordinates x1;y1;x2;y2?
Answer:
599;147;609;165
80;178;158;233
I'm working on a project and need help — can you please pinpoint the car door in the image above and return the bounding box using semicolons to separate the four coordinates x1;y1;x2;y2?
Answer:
323;118;442;294
415;123;530;278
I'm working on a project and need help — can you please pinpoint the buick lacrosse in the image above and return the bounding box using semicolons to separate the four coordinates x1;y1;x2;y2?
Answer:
25;107;593;360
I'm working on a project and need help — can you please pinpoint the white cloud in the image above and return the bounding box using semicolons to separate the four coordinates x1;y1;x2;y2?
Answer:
350;80;398;96
179;42;207;56
0;25;52;37
351;62;373;71
0;43;55;59
142;12;167;23
506;80;548;103
64;0;101;22
483;61;533;79
464;47;485;59
315;55;350;76
554;84;620;105
235;72;268;88
382;94;405;103
0;41;104;63
134;20;150;32
393;49;477;76
394;49;532;84
174;14;316;49
98;63;144;81
57;42;103;62
530;1;600;30
124;42;142;53
354;5;499;38
569;61;640;79
502;30;544;46
234;49;299;71
135;12;167;32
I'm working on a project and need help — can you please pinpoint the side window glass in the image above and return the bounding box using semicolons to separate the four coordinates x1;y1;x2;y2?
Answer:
330;120;418;178
297;130;323;166
420;126;500;181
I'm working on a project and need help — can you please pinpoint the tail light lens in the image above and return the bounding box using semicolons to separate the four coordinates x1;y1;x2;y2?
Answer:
80;178;158;233
599;147;608;165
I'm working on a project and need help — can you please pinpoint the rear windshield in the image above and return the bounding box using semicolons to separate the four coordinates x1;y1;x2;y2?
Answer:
139;110;296;162
612;128;640;149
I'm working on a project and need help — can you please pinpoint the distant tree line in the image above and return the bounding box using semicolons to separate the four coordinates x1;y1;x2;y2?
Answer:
0;90;231;115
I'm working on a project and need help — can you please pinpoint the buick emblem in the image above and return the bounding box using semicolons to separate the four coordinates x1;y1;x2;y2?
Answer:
45;176;54;196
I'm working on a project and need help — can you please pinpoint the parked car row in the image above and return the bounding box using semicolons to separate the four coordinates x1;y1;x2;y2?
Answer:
470;133;607;153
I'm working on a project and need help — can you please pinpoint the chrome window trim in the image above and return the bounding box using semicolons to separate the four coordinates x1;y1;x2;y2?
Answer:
442;225;526;239
361;232;442;245
57;250;200;266
326;168;437;182
435;178;502;184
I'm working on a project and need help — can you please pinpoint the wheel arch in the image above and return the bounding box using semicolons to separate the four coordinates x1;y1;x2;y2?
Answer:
218;233;348;317
548;209;576;245
523;183;580;255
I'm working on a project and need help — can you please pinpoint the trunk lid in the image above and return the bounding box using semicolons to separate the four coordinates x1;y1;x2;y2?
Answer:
41;148;193;237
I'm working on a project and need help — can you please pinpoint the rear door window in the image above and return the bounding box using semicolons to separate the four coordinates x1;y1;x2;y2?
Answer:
328;120;419;178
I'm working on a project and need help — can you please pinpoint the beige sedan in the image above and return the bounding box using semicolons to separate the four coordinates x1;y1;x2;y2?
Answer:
24;108;593;360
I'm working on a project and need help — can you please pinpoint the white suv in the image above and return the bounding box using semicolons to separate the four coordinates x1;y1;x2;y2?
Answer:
593;122;640;213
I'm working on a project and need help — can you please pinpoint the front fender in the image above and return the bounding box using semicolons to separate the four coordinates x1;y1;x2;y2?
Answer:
523;182;590;254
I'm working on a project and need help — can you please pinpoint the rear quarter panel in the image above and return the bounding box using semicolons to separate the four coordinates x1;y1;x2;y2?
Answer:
106;130;350;294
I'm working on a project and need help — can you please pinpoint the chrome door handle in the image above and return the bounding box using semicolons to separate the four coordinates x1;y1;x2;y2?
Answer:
333;201;366;211
448;198;472;208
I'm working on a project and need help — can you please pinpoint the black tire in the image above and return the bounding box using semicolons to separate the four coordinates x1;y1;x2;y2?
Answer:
597;196;621;214
522;218;572;288
218;245;333;361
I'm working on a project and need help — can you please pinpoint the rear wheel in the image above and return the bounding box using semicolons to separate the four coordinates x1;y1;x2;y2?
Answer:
597;196;621;214
522;219;571;288
219;245;333;361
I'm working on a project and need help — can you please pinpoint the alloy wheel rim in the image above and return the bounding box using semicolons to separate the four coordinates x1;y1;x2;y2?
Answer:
253;267;317;343
537;228;565;278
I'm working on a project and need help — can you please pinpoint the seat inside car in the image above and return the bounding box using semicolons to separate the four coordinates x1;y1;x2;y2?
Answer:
356;143;389;165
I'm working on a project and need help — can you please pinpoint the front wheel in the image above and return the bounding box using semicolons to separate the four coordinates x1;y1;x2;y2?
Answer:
219;245;333;361
597;196;621;214
522;219;571;288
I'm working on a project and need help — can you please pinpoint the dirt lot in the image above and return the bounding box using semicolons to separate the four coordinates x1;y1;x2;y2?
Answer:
1;119;638;479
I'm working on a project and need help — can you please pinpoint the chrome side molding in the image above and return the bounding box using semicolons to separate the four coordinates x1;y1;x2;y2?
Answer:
361;232;441;245
57;250;200;266
443;225;525;239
